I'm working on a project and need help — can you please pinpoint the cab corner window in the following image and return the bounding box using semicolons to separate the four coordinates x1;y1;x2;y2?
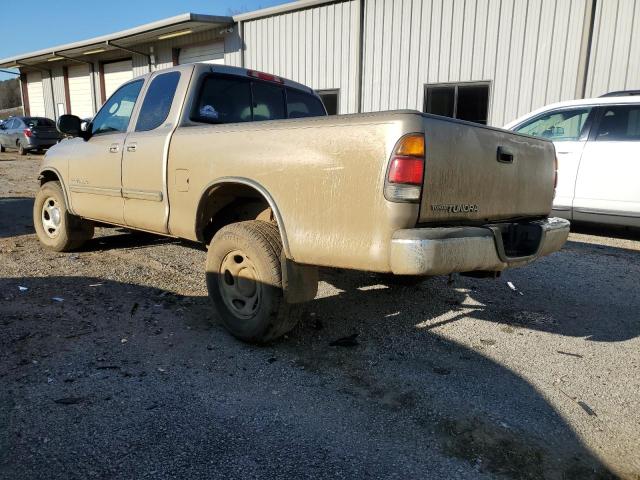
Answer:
135;72;181;132
252;82;285;121
287;88;326;118
516;108;591;141
91;80;144;136
193;75;253;124
595;106;640;141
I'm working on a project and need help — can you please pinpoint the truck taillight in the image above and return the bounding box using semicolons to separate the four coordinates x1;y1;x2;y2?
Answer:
23;128;33;138
247;70;284;84
385;134;425;203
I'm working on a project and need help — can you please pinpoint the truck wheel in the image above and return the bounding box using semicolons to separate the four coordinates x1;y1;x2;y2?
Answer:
206;220;302;343
17;141;26;156
33;181;94;252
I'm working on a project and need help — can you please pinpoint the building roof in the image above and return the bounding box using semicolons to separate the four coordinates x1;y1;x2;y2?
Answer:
233;0;339;21
0;13;233;69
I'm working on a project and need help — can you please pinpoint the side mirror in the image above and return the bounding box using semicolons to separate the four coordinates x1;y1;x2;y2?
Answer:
57;114;87;139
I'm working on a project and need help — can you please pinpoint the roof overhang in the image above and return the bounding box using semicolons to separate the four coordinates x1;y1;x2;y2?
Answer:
0;13;233;69
233;0;338;21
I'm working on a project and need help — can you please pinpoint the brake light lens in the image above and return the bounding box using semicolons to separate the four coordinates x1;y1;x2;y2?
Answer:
247;70;284;84
388;156;424;185
23;128;33;138
385;134;425;203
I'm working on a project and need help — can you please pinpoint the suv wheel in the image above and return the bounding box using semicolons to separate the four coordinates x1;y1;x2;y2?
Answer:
206;220;302;343
33;181;94;252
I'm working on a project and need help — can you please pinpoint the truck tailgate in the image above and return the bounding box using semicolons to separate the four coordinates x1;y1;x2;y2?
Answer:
419;116;556;224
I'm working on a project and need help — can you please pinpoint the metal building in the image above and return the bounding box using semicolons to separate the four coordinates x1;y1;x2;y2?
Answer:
1;0;639;127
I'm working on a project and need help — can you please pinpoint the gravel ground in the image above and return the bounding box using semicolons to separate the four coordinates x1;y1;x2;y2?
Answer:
1;152;639;480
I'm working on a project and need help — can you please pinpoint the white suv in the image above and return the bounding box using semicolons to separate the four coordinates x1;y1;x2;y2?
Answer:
505;95;640;228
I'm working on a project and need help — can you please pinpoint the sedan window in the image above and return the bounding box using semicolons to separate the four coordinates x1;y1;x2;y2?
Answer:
516;108;591;141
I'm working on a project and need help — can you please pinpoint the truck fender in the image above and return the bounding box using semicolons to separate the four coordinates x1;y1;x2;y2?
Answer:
38;167;75;216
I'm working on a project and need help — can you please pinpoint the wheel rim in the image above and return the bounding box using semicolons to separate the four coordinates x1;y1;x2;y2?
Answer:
218;249;262;319
41;196;62;238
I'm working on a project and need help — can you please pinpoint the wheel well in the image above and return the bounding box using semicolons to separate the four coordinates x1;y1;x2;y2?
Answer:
39;170;60;186
197;183;278;246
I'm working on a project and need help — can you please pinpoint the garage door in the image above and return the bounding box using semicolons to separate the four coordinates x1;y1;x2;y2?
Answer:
26;72;46;117
68;64;94;119
178;41;224;65
103;60;134;99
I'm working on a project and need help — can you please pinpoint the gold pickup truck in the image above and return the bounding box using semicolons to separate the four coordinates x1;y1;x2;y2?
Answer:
34;63;569;342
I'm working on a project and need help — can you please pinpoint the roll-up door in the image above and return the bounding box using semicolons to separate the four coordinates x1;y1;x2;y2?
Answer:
103;60;134;99
68;64;94;119
178;41;224;65
26;72;46;117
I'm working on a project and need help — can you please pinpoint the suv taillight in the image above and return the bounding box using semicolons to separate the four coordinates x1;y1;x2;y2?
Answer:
23;128;33;138
384;134;425;203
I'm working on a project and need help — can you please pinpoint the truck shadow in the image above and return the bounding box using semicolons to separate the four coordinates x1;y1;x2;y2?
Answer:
0;273;625;479
0;197;34;238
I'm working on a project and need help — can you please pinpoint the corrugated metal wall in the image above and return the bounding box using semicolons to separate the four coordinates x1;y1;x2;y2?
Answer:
585;0;640;97
242;1;361;114
361;0;589;126
50;66;66;116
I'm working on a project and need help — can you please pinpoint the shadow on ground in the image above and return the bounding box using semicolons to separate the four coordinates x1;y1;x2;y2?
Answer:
0;270;625;479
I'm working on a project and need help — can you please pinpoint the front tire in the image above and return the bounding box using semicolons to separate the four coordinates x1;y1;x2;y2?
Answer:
206;221;301;343
33;181;94;252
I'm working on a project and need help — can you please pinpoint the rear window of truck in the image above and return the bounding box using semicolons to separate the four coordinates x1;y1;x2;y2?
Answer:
192;74;325;124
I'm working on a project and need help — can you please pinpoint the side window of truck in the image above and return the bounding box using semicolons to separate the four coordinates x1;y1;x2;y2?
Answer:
135;72;181;132
92;80;144;136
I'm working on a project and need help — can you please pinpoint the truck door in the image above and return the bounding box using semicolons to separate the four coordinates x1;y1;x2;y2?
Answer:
121;70;184;233
573;104;640;225
67;80;144;224
513;107;594;218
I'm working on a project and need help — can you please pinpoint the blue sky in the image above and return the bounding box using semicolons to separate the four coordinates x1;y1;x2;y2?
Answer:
0;0;289;80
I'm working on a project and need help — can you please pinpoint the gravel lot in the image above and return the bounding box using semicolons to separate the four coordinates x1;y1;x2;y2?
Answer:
1;152;639;480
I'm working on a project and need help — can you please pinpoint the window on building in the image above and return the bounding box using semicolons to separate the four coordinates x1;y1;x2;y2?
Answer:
595;106;640;141
515;108;591;141
136;71;181;132
424;83;490;124
91;80;143;135
286;88;326;118
316;90;339;115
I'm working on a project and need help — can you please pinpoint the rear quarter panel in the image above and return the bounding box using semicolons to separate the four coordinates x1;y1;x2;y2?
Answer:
168;112;423;271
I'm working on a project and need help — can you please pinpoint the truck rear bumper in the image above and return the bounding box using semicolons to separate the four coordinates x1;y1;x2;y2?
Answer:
389;217;570;276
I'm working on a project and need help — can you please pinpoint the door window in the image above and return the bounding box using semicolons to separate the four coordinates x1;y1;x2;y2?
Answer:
135;72;181;132
595;105;640;141
515;108;591;141
91;80;144;136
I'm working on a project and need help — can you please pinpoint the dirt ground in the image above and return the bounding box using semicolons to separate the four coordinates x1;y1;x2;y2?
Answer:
1;152;639;479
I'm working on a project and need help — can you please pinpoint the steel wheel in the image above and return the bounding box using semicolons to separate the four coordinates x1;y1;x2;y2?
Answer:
41;196;62;238
218;249;262;319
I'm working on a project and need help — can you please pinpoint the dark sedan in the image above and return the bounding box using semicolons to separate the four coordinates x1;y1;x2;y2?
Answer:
0;116;62;155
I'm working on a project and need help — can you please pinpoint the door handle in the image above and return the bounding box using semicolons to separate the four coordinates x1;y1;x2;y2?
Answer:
109;144;120;153
126;144;137;153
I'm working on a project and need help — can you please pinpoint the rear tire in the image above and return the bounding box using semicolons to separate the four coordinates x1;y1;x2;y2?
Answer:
17;141;26;156
206;220;302;343
33;181;94;252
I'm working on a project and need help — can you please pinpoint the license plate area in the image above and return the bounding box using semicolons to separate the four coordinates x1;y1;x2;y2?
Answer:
487;222;544;262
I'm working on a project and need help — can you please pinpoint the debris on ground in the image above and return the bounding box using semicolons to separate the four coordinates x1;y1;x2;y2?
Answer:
51;297;64;302
578;401;598;417
507;281;524;295
480;338;496;346
18;285;28;292
130;302;139;316
329;333;359;347
557;350;584;358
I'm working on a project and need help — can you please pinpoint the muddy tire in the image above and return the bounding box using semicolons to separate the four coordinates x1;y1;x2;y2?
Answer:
33;181;94;252
206;220;302;343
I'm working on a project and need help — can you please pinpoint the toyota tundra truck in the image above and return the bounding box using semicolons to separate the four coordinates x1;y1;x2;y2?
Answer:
34;63;570;343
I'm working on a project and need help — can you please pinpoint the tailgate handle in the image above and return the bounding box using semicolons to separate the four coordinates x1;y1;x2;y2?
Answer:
497;147;514;164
